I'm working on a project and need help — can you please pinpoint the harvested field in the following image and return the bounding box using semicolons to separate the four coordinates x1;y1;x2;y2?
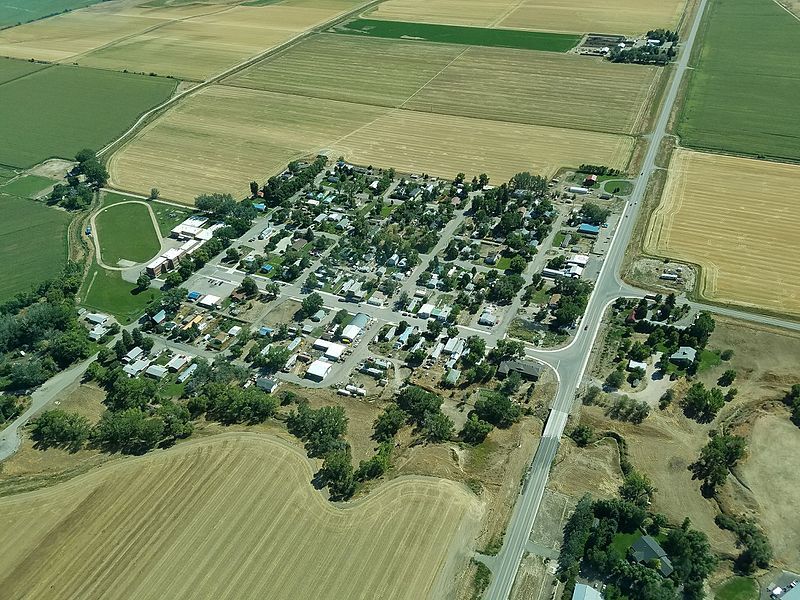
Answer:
738;414;800;569
0;433;482;600
108;85;389;202
229;36;659;134
329;109;633;184
0;64;175;168
369;0;686;35
645;150;800;318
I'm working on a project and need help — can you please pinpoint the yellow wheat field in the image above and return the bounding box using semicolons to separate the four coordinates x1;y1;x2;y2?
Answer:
227;35;660;134
0;433;481;600
645;149;800;317
110;83;633;203
369;0;686;34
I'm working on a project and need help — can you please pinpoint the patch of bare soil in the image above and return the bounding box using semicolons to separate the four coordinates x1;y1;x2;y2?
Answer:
549;437;624;500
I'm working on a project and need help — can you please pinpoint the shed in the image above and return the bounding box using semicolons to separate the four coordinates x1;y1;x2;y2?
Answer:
311;309;326;322
306;359;332;382
445;368;461;385
628;359;647;372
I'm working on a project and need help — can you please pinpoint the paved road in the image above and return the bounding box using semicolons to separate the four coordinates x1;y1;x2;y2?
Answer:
483;0;710;596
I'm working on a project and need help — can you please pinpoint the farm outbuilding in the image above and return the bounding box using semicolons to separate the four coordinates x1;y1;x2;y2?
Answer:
306;359;332;382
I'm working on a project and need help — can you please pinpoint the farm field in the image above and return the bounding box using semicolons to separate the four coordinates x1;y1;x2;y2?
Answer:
0;0;362;80
0;434;481;600
677;0;800;161
333;18;580;51
0;63;175;168
0;0;103;28
110;84;633;202
94;202;161;265
0;175;57;198
0;195;71;301
228;35;659;134
0;57;46;85
368;0;686;35
645;150;800;317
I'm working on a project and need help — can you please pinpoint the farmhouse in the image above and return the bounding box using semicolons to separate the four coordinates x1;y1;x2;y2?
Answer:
631;535;673;577
670;346;697;365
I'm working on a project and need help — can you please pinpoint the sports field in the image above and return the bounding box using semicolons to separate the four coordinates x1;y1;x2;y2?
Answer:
0;63;175;168
0;434;480;600
81;265;160;324
677;0;800;161
0;0;102;28
0;195;71;301
110;82;633;202
94;202;161;265
368;0;686;35
228;35;658;134
0;0;362;81
333;18;580;51
645;150;800;317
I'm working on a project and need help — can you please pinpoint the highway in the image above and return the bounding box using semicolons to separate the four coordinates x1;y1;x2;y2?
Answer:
483;0;711;596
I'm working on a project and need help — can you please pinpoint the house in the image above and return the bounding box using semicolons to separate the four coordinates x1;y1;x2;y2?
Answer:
145;364;168;380
670;346;697;365
479;311;496;326
123;346;144;363
631;535;674;577
549;293;562;308
258;326;274;337
177;363;197;383
443;336;462;354
198;294;221;309
572;583;603;600
85;312;109;326
227;325;242;337
577;223;600;236
166;354;190;372
287;337;303;352
417;303;435;319
583;174;598;186
187;291;202;302
498;360;542;381
311;309;326;322
257;378;279;393
568;254;590;267
628;359;647;372
123;359;148;377
484;251;501;265
445;368;461;386
152;309;167;325
306;359;332;382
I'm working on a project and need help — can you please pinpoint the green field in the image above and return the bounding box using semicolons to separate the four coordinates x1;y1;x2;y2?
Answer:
602;179;633;195
95;202;160;264
0;175;57;198
103;191;194;236
333;19;580;52
81;265;160;324
677;0;800;160
0;194;71;300
714;577;757;600
0;63;176;168
0;57;46;85
0;0;102;28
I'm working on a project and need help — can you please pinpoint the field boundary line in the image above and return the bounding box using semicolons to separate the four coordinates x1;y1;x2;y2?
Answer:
771;0;800;22
488;0;527;28
398;46;470;109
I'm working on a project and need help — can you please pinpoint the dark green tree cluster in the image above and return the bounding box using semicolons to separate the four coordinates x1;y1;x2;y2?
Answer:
261;156;327;206
610;44;675;65
606;395;650;424
189;383;278;425
558;494;595;582
689;432;746;495
396;385;454;442
287;402;348;457
0;395;24;424
580;203;611;226
550;278;593;331
30;409;91;451
783;384;800;426
681;382;725;422
578;165;622;176
715;513;772;574
473;391;521;428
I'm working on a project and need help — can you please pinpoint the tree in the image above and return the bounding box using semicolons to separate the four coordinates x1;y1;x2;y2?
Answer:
508;255;527;274
31;410;91;451
301;292;324;319
460;414;493;444
319;448;356;499
569;424;594;447
49;330;91;368
156;401;193;441
557;494;594;581
619;471;655;507
422;410;454;442
225;247;240;263
82;159;109;187
240;276;258;298
136;272;151;291
663;524;718;592
396;386;441;425
474;392;521;428
164;271;184;288
94;408;164;455
488;339;524;363
580;203;611;225
605;368;625;390
355;442;392;481
373;404;407;441
499;371;522;396
682;382;725;422
287;404;348;457
258;345;290;373
305;272;319;291
149;188;160;200
717;369;736;387
690;433;747;494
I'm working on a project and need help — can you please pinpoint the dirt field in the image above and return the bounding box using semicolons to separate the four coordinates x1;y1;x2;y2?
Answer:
0;433;482;600
368;0;686;34
0;0;360;80
645;150;800;318
548;437;624;500
229;35;659;135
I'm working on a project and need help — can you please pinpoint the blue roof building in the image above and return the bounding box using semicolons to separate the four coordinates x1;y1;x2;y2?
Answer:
259;326;274;337
187;291;201;301
252;202;266;211
152;309;167;325
260;264;273;273
577;224;600;236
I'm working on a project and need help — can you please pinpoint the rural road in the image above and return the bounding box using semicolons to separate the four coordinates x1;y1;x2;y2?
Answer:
90;200;163;270
483;0;711;595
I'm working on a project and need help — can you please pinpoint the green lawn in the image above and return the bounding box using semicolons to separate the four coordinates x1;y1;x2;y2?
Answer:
0;194;71;300
0;0;103;27
697;349;722;373
95;202;160;265
610;531;642;557
102;191;193;237
0;57;47;86
0;175;57;198
715;577;757;600
80;265;160;325
496;257;512;270
553;232;566;247
677;0;800;160
602;179;633;195
0;63;176;168
333;19;580;52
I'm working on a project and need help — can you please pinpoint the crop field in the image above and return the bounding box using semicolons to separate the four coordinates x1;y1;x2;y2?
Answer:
645;150;800;317
0;434;481;600
109;85;389;202
0;0;361;80
0;195;71;301
0;175;57;198
228;35;659;134
677;0;800;161
0;0;103;28
333;18;580;51
0;64;175;168
95;202;161;265
368;0;686;35
110;82;633;202
0;57;46;85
